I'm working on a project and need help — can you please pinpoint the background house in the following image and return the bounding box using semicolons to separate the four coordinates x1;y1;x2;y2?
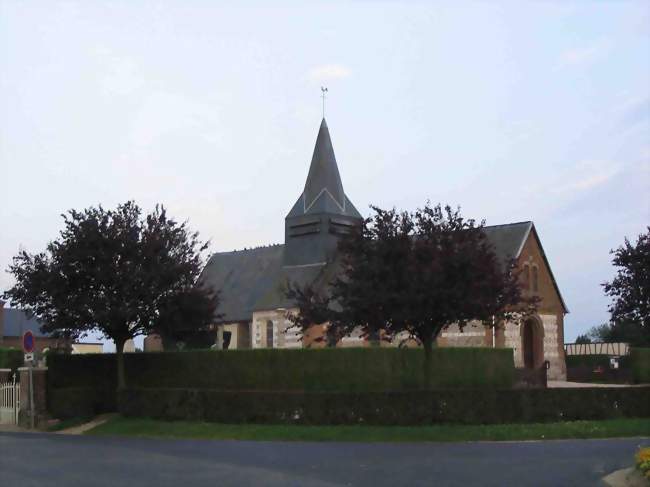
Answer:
0;304;68;352
0;303;111;354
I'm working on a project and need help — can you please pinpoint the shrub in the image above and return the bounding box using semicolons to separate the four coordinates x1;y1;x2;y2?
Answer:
0;347;23;373
636;447;650;480
48;387;116;419
48;347;514;393
566;354;631;369
631;348;650;383
47;348;514;418
118;386;650;426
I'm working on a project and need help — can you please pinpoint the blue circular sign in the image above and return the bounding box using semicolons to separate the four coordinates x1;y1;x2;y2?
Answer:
23;331;35;353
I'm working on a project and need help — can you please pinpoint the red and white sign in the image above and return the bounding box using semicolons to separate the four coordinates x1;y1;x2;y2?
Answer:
22;330;35;353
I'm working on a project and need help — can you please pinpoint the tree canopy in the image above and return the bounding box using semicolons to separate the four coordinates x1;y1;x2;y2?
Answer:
3;201;218;388
287;203;536;378
599;228;650;346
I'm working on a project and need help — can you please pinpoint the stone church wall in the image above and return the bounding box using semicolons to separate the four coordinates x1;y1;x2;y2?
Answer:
540;313;566;380
438;321;490;348
251;310;301;349
504;320;524;368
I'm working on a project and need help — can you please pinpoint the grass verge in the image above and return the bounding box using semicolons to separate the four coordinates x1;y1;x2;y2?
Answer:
47;416;93;432
86;416;650;442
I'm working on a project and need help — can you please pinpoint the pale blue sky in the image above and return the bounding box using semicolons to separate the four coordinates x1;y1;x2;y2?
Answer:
1;1;648;350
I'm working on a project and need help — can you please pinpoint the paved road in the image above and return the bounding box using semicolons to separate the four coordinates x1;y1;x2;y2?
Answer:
1;432;647;486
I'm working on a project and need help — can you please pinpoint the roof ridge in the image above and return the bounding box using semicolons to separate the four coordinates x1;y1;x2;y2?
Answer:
483;220;532;229
213;244;285;255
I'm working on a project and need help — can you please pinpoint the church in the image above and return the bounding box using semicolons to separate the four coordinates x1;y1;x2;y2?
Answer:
199;118;568;380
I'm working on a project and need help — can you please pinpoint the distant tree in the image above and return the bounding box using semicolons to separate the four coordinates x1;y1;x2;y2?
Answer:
588;320;649;347
574;334;592;344
3;201;218;390
600;228;650;346
287;203;537;383
586;323;610;343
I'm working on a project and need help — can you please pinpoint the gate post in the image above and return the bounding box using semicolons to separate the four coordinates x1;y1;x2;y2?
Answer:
18;366;48;428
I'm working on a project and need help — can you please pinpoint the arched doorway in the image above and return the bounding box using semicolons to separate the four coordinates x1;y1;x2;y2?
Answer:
521;318;543;369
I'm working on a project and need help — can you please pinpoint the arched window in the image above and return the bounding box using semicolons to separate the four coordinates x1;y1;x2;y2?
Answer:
523;265;530;291
532;266;539;293
266;320;274;348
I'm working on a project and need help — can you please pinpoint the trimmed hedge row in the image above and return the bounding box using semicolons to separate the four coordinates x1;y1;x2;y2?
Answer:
47;347;515;392
631;348;650;383
566;354;631;369
118;386;650;425
48;387;117;419
0;347;23;372
565;349;650;384
47;348;514;419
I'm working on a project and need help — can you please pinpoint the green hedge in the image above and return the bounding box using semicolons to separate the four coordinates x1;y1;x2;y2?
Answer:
118;387;650;425
631;348;650;383
566;354;631;369
48;387;117;419
0;347;23;372
48;347;515;393
47;348;514;418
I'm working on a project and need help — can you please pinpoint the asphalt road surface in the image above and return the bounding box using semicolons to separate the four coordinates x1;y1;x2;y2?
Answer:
1;432;648;486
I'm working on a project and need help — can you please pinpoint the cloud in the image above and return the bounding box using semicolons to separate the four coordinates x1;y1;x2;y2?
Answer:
307;64;351;82
94;47;146;96
558;41;609;68
554;160;619;193
128;90;222;148
622;97;650;127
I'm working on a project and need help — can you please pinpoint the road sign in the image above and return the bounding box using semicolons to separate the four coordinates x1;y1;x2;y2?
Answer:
22;330;35;353
24;353;34;362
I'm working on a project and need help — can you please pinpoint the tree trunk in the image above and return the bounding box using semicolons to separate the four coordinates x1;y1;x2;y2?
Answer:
115;337;127;391
422;333;434;390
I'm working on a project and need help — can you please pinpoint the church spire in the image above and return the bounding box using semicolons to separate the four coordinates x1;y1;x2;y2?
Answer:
284;118;362;266
303;118;346;213
286;118;361;218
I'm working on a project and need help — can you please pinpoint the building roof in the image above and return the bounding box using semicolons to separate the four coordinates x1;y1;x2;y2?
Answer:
482;221;533;268
484;221;568;313
202;221;567;323
286;119;361;219
200;119;566;323
200;245;285;322
2;308;50;338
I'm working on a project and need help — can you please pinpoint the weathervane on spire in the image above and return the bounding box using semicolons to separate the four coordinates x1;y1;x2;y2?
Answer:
321;86;328;118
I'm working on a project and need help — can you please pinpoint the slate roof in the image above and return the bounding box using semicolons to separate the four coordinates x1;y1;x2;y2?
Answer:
286;119;361;219
482;221;533;268
199;245;285;323
200;119;566;322
2;308;50;338
201;221;568;323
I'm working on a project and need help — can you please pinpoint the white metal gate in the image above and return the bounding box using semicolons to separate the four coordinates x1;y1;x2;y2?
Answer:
0;381;20;425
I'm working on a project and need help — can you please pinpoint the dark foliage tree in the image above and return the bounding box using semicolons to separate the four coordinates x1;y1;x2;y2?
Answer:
287;203;537;382
600;228;650;346
574;334;592;344
155;287;221;350
3;201;218;389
